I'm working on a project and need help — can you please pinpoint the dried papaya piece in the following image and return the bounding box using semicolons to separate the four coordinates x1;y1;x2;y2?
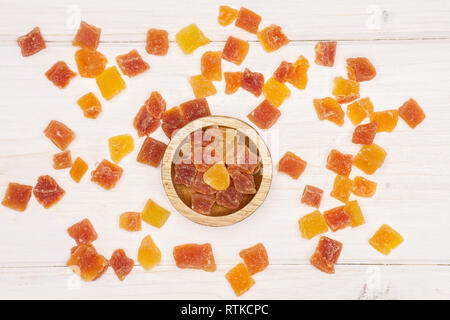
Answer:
332;77;360;104
180;98;211;123
138;235;161;270
119;212;142;232
242;68;264;97
314;97;344;126
229;170;256;194
17;27;46;57
203;163;230;191
72;21;101;51
310;236;342;274
398;98;425;129
108;134;134;164
44;120;75;151
142;199;171;228
1;182;32;212
226;263;255;296
201;51;222;81
222;36;249;66
224;72;242;94
189;75;217;98
352;121;377;145
326;149;352;177
70;157;88;183
353;144;386;175
146;28;169;56
174;163;197;187
239;243;269;275
216;181;243;209
323;206;351;232
191;193;216;215
67;244;108;281
45;61;76;89
314;41;337;67
33;175;65;208
96;66;126;100
110;249;134;281
74;49;107;78
273;61;292;83
298;210;328;239
218;6;238;26
347;98;374;125
137;137;167;168
67;218;98;245
347;57;376;82
370;110;398;132
352;176;377;197
286;56;309;90
343;200;365;228
176;24;210;54
144;91;166;119
192;171;217;195
301;185;323;209
247;100;281;130
262;77;291;107
257;25;289;52
53;150;72;169
369;224;404;255
116;49;150;77
134;106;160;137
77;92;102;119
235;7;261;34
162;107;185;138
91;159;123;190
173;243;216;272
278;151;307;179
330;175;353;203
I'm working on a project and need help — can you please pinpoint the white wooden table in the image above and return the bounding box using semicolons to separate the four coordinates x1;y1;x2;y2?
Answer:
1;0;449;299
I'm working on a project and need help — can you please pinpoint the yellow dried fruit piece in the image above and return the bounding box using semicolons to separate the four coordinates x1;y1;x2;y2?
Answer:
353;144;386;175
141;199;170;228
332;76;360;104
96;66;126;100
138;235;161;270
369;224;403;255
370;110;398;132
176;24;210;54
330;175;353;203
203;163;230;191
298;210;329;240
343;200;365;228
286;56;309;90
189;75;217;98
70;157;88;183
108;134;134;163
347;98;374;125
262;77;291;107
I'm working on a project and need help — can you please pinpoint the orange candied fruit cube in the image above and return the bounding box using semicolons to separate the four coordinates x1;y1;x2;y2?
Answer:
191;193;216;215
146;28;169;56
189;75;217;98
203;163;230;191
70;157;88;183
326;149;352;177
298;210;329;239
74;49;107;78
44;120;75;151
247;100;281;129
201;51;222;81
278;151;307;179
242;68;264;97
1;182;32;212
91;159;123;190
286;56;309;90
257;24;289;52
72;21;101;51
67;218;98;245
116;49;149;77
96;66;126;100
218;5;238;26
323;205;351;232
347;57;376;82
119;212;142;232
142;199;171;228
370;110;398;132
176;24;210;54
235;7;261;34
352;176;377;197
310;236;343;274
224;72;242;94
17;27;46;57
398;98;425;129
314;97;344;126
239;243;269;275
222;36;249;66
137;137;167;168
301;185;324;209
262;77;291;107
134;106;160;137
110;249;134;281
332;76;360;104
369;224;404;255
77;92;102;119
45;61;76;89
352;121;377;145
138;235;161;270
314;41;337;67
180;98;211;123
225;263;255;296
144;91;166;119
344;200;365;228
53;150;72;169
67;244;108;281
273;61;292;83
330;175;353;203
353;144;386;175
162;106;185;138
33;175;65;208
173;243;216;272
347;97;374;125
108;134;134;164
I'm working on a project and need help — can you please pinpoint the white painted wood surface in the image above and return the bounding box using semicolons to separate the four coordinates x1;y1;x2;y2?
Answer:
0;0;449;299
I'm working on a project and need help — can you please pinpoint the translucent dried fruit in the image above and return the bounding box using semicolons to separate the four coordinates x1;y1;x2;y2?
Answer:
119;212;142;232
326;149;352;177
347;57;376;82
189;75;217;98
226;263;255;296
323;206;351;232
301;185;323;208
262;77;291;107
257;24;289;52
174;163;197;186
332;77;360;104
242;68;264;97
17;27;46;57
222;36;249;65
72;21;101;51
108;134;134;164
110;249;134;281
229;170;256;194
67;244;108;281
369;224;404;255
44;120;75;151
173;243;216;272
314;97;344;126
53;150;72;169
352;176;377;197
218;5;238;26
353;144;386;175
144;91;166;119
225;144;260;175
398;98;425;129
314;41;337;67
239;243;269;275
1;182;32;212
235;7;261;34
176;24;210;54
142;199;170;228
201;51;222;81
134;106;160;137
286;56;309;90
191;193;216;215
45;61;76;89
224;72;242;94
138;235;161;270
91;159;123;190
162;107;185;138
298;210;328;239
74;49;107;78
70;157;88;183
116;49;149;77
310;236;342;274
180;98;211;123
273;61;292;83
67;218;98;245
216;181;243;209
203;163;230;191
346;97;374;125
77;92;102;119
247;100;281;129
96;66;126;100
352;121;377;145
278;151;307;179
146;28;169;56
137;137;167;168
192;171;217;195
33;175;65;208
370;110;398;132
343;200;365;228
330;175;353;203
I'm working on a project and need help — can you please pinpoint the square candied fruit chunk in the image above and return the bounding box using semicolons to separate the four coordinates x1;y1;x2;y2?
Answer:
344;200;365;228
353;144;386;175
162;106;185;138
262;77;291;107
74;49;107;78
70;157;88;183
203;163;230;191
191;193;216;215
278;151;307;179
257;24;289;52
332;76;360;104
239;243;269;275
189;75;217;98
45;61;76;89
323;205;351;232
369;224;404;255
398;98;425;129
273;61;292;83
314;41;337;67
218;5;238;26
180;98;211;123
144;91;166;119
53;150;72;169
242;68;264;97
352;176;377;197
72;21;101;51
226;263;255;296
141;199;170;228
77;92;102;119
330;175;353;203
347;57;376;82
138;235;161;270
33;175;65;208
235;7;261;34
347;97;374;125
301;185;323;208
96;66;126;100
326;149;352;177
91;159;123;190
310;236;342;274
67;244;108;281
314;97;344;126
173;243;216;272
192;171;217;195
370;110;398;132
298;210;328;239
67;218;98;245
224;72;242;94
119;212;142;232
216;181;243;209
44;120;75;151
174;163;197;186
201;51;222;81
229;170;256;194
1;182;32;212
134;106;160;137
222;36;249;66
110;249;134;281
146;28;169;56
116;49;149;77
176;24;210;54
137;137;167;168
17;27;46;57
286;56;309;90
108;134;134;164
352;121;377;145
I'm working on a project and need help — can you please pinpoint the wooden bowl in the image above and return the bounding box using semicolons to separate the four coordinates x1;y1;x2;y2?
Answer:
161;116;272;227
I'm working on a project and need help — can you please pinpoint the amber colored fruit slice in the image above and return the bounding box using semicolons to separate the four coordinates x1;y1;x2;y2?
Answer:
229;170;256;194
314;41;337;67
347;98;374;125
67;244;108;281
352;121;377;145
314;97;344;126
189;75;217;98
273;61;292;83
72;21;101;51
108;134;134;164
96;66;126;100
162;107;185;138
67;218;98;245
310;236;343;274
203;163;230;191
201;51;222;81
370;110;398;132
110;249;134;281
218;5;238;26
173;243;216;272
119;212;142;232
17;27;46;57
222;36;249;66
137;137;167;168
239;243;269;275
70;157;88;183
226;263;255;296
44;120;75;151
74;49;107;78
116;49;149;77
332;77;360;104
323;206;351;232
286;56;309;90
138;235;161;270
247;99;281;130
398;98;425;129
224;72;242;95
180;98;211;123
347;57;376;82
176;24;210;54
91;159;123;190
242;68;264;97
216;181;243;209
326;149;353;177
134;106;160;137
45;61;76;89
298;210;328;239
263;77;291;107
301;185;323;209
330;175;353;203
142;199;170;228
278;151;307;179
146;28;169;56
77;92;102;119
369;224;404;255
352;176;377;197
144;91;166;119
344;200;365;228
191;193;216;215
1;182;32;212
225;144;260;175
235;7;261;34
33;175;65;208
353;144;386;175
53;150;72;169
257;25;289;52
174;163;197;186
